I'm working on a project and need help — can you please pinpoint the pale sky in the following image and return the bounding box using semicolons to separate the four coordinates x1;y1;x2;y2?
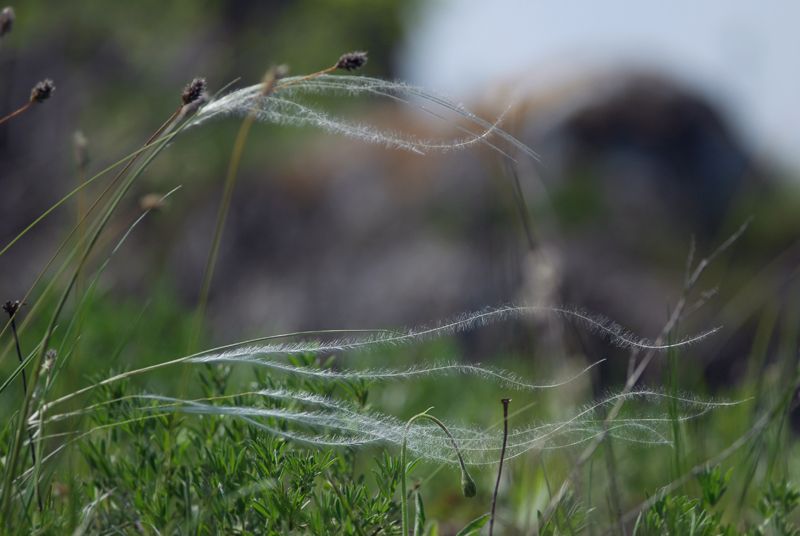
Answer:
401;0;800;172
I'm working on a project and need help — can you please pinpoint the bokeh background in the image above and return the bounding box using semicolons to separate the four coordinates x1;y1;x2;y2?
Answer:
2;0;800;390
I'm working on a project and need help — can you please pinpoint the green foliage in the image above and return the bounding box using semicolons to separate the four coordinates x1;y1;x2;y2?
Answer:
62;367;403;534
634;470;800;536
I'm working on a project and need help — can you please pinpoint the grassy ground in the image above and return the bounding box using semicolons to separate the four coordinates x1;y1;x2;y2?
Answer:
1;11;799;535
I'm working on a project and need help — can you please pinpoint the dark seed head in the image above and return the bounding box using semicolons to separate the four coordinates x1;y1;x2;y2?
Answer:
0;7;14;38
336;51;368;72
181;77;207;106
30;79;55;103
3;300;21;317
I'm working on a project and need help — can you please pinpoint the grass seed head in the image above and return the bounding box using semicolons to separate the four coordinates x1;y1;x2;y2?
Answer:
2;300;20;317
0;6;13;37
29;79;55;103
181;77;207;106
336;51;368;71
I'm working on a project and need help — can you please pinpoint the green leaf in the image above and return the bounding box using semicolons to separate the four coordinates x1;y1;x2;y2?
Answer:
414;490;426;536
455;513;491;536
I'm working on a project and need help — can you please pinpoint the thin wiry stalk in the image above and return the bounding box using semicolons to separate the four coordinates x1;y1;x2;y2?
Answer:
24;188;183;504
0;101;33;125
3;304;42;512
490;398;510;536
0;105;189;521
0;113;182;260
189;68;282;354
536;220;751;530
609;370;800;534
0;127;186;378
401;410;475;536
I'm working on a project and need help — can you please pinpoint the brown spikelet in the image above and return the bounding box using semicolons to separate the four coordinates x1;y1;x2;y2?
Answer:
29;79;55;103
181;77;207;106
336;51;368;72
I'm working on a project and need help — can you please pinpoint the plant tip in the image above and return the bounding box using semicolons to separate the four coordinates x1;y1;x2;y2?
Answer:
336;51;368;71
29;79;55;103
2;300;21;317
139;193;165;212
73;130;89;169
181;77;207;106
461;469;477;498
0;6;13;37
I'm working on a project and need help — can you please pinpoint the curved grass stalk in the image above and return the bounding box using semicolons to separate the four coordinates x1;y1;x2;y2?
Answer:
187;306;720;363
400;409;476;536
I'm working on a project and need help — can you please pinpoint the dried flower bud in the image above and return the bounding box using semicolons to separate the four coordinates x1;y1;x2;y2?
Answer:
461;469;477;498
336;51;368;71
0;6;13;37
181;77;207;106
2;300;21;317
29;79;55;103
139;193;165;212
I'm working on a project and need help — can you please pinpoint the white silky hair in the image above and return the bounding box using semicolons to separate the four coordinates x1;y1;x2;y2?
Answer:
191;75;537;160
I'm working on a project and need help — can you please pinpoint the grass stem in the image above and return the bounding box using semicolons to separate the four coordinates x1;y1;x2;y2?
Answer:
489;398;510;536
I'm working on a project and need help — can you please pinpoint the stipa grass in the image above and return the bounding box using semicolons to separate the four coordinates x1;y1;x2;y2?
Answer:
191;74;538;160
33;307;742;471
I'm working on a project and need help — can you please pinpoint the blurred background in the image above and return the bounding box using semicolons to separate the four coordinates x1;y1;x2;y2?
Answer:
2;0;800;389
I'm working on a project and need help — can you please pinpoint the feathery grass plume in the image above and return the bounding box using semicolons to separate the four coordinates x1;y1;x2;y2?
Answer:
87;387;743;470
0;6;13;37
37;303;718;417
187;305;720;366
191;74;538;160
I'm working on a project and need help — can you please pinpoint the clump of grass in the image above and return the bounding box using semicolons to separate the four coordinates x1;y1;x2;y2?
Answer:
1;18;796;534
